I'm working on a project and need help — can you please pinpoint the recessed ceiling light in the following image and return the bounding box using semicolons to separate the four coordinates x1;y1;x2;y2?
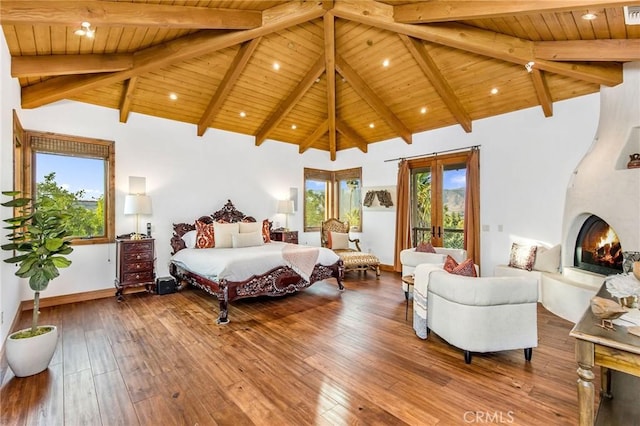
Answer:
74;21;94;38
490;88;499;95
420;107;428;114
382;59;390;67
273;62;280;71
239;111;246;118
169;93;178;100
291;124;297;130
582;12;597;20
369;123;375;128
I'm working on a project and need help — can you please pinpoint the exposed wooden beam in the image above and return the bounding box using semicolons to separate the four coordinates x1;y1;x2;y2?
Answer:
332;1;622;87
199;38;261;137
393;1;637;23
322;1;335;11
335;54;412;145
11;54;132;78
336;120;368;153
119;76;138;123
299;120;329;154
324;13;337;161
529;69;553;118
399;34;471;133
21;1;326;109
534;39;640;61
255;54;325;146
0;1;262;29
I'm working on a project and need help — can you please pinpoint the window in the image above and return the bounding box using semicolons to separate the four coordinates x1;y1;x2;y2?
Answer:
409;152;469;249
14;123;115;245
304;167;362;232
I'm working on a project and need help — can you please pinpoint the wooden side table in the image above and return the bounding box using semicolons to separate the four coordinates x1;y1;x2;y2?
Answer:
271;230;298;244
402;275;414;320
115;238;155;301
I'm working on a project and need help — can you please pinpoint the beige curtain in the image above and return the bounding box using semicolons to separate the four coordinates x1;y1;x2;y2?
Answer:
394;160;411;272
464;148;481;268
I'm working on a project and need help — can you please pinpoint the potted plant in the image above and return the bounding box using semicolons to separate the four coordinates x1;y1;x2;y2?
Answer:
1;190;73;377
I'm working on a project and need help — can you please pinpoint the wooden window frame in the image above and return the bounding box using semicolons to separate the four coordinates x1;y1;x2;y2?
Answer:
15;124;116;245
303;167;362;232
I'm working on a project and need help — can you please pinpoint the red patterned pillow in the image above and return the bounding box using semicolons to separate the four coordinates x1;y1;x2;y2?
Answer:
262;219;271;243
195;220;214;248
416;241;436;253
450;258;477;277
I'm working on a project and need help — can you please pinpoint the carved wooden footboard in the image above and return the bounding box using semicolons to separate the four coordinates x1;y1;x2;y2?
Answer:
169;200;344;324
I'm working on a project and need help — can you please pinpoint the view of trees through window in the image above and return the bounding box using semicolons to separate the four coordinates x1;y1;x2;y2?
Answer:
36;169;105;239
304;168;362;231
411;161;466;249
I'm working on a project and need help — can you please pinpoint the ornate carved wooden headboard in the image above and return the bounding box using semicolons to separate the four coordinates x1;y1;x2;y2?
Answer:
170;200;256;254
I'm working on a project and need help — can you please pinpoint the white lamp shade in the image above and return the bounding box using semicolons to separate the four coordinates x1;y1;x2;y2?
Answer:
277;199;294;214
124;194;152;215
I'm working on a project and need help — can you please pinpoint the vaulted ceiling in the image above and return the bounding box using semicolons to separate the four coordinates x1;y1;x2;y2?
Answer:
2;1;640;160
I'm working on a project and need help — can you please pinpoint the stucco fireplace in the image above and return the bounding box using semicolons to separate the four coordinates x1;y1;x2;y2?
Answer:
548;61;640;322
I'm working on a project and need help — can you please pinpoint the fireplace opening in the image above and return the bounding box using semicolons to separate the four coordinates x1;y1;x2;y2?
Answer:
574;215;623;275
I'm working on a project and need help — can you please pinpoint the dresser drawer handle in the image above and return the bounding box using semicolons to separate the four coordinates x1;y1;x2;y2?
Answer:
136;255;141;259
135;274;140;279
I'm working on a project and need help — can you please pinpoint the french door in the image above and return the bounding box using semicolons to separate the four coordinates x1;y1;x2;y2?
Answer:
409;152;468;248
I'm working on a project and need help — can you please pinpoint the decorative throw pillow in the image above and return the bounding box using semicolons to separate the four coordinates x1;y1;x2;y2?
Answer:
443;255;477;277
262;219;272;243
181;229;198;249
232;231;264;248
239;221;261;234
329;232;350;250
195;221;214;248
416;241;436;253
443;255;458;273
450;258;478;277
508;243;537;271
533;244;561;273
213;222;239;248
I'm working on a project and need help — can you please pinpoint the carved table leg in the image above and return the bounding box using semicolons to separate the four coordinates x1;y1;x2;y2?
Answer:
575;339;595;426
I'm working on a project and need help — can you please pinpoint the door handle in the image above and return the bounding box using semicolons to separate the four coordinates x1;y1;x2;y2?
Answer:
431;226;435;237
437;226;442;238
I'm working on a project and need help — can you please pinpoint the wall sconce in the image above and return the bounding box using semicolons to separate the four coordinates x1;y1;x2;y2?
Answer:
276;199;295;231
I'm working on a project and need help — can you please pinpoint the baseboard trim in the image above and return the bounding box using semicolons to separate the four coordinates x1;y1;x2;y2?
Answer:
379;264;396;272
20;288;116;311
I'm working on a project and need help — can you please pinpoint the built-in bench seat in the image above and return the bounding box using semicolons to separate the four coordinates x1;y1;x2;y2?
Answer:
494;265;601;323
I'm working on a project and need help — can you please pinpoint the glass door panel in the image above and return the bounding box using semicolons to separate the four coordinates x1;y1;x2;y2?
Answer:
411;167;432;245
441;165;466;249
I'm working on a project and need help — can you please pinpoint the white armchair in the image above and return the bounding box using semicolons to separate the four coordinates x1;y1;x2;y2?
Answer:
400;247;467;295
413;263;538;364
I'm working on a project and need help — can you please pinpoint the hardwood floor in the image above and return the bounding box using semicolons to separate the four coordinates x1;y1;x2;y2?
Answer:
1;272;593;425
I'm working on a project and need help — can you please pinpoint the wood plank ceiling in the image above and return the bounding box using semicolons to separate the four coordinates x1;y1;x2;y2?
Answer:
2;1;640;160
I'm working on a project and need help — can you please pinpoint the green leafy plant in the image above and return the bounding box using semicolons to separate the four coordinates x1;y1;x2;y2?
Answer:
2;191;74;337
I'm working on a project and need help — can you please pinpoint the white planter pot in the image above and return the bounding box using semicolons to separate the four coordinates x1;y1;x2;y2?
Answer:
6;325;58;377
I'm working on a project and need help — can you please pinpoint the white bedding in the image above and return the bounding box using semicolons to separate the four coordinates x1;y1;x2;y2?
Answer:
170;241;340;282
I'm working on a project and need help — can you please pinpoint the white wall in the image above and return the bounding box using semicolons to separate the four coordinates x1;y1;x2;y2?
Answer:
1;29;601;346
327;95;600;273
1;30;23;344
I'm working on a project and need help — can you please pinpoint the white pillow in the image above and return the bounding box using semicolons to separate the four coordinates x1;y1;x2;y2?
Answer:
213;222;239;248
232;231;264;248
182;230;197;249
533;244;561;273
238;221;261;234
330;231;350;250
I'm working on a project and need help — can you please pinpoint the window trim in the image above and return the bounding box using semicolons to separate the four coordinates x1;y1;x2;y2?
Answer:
16;127;116;245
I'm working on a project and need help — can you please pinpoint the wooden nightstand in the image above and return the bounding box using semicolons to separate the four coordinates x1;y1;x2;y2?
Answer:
115;238;155;301
270;230;298;244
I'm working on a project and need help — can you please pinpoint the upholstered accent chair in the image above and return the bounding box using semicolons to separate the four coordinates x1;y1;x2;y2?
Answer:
321;218;380;278
413;263;538;364
400;246;467;297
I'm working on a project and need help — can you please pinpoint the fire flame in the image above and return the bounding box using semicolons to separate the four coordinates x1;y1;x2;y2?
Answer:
596;227;619;249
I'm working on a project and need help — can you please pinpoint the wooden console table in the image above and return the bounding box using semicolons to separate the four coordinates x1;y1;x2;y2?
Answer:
569;285;640;425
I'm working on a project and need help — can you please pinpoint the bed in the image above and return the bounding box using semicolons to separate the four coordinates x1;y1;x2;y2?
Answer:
169;200;344;324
